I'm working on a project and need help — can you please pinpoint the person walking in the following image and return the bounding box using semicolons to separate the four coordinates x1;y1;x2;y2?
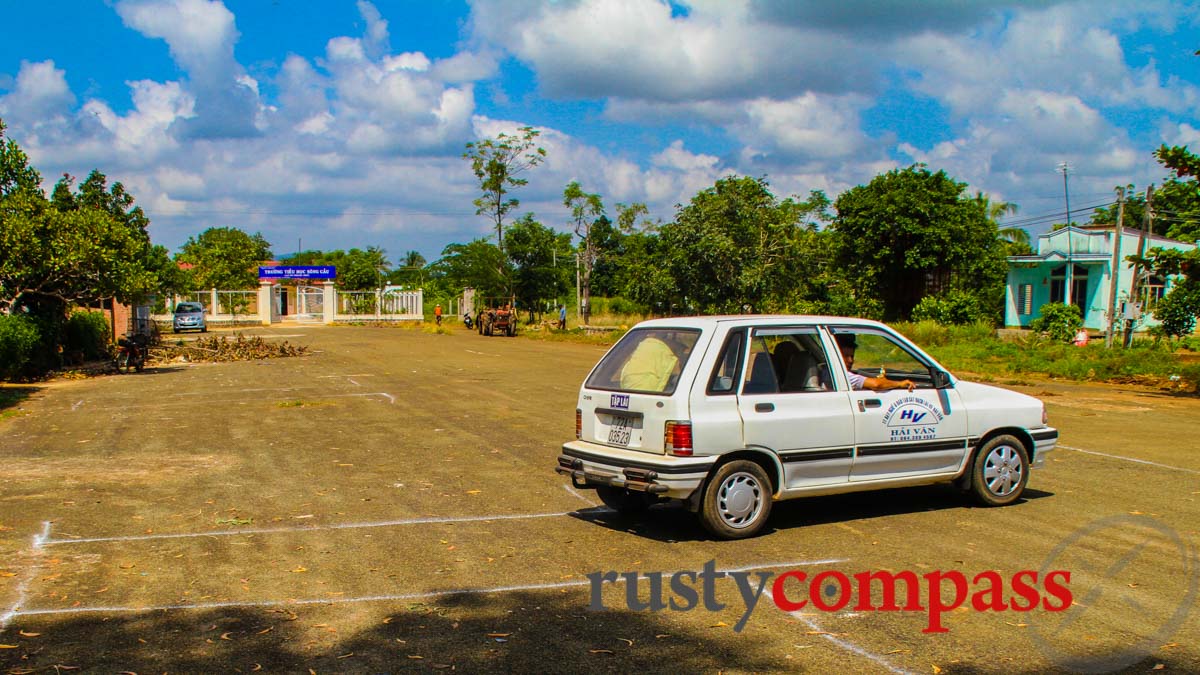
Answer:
558;304;567;330
434;303;443;326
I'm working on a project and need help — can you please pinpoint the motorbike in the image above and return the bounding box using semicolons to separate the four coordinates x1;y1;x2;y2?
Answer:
115;334;147;373
463;313;474;330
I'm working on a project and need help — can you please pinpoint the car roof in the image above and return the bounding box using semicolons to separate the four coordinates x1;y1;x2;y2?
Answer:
629;315;888;330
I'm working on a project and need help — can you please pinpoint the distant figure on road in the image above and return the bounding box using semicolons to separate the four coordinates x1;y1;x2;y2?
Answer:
434;303;443;326
558;304;567;330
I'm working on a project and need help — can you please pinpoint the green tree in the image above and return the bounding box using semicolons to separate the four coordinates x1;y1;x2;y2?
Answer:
505;213;571;321
1;130;157;315
657;176;831;314
388;250;428;287
974;192;1030;255
430;239;510;302
464;126;546;254
1136;246;1200;339
177;227;272;290
832;165;1007;321
1152;144;1200;243
563;181;605;324
1090;186;1147;233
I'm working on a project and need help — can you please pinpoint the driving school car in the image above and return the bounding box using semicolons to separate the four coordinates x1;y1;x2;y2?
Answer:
555;316;1057;539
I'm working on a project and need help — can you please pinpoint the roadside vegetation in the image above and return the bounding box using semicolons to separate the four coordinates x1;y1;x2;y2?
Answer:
2;116;1198;384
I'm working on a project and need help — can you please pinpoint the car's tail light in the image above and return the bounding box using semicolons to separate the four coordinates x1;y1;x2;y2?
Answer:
665;421;693;456
575;409;582;439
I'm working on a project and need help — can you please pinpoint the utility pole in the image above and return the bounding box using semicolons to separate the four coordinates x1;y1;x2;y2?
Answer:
1104;187;1125;348
1123;185;1154;348
1057;162;1074;307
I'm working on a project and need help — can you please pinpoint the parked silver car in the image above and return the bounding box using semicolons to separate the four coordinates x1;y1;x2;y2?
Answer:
172;302;207;333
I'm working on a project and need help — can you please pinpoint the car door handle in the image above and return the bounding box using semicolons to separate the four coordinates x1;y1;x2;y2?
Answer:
755;403;775;413
858;399;882;412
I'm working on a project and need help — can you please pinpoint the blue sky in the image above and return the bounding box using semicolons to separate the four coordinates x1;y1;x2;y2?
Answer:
1;0;1197;263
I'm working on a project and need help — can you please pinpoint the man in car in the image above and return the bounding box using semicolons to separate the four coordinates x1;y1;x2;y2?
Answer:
835;333;916;391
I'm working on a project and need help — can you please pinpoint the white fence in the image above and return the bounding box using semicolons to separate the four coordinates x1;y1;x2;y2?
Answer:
154;285;424;325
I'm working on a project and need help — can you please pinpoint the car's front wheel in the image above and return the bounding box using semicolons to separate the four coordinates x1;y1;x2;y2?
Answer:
699;460;773;539
969;435;1030;506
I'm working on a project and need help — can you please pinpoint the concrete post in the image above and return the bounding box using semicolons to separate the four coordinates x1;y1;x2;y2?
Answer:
375;288;382;319
210;288;219;318
323;281;336;324
258;281;274;326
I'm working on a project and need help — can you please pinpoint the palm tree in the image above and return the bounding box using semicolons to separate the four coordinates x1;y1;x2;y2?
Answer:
975;192;1031;254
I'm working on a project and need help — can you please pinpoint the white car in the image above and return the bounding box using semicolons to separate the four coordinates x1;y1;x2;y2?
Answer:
556;316;1057;539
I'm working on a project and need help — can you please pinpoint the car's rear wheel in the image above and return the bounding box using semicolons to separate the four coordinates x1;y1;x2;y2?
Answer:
699;460;772;539
969;435;1029;506
596;486;652;517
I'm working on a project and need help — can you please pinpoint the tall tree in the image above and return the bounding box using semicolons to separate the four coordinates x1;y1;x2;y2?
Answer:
1;131;157;315
832;165;1007;321
177;227;272;290
1153;144;1200;243
563;181;605;324
657;176;829;314
430;239;510;302
974;192;1030;255
464;126;546;254
505;213;571;321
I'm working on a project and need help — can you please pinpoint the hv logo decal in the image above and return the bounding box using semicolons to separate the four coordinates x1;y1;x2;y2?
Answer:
882;397;944;441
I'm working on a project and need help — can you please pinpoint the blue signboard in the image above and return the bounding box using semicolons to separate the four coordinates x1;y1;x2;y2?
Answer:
258;266;337;279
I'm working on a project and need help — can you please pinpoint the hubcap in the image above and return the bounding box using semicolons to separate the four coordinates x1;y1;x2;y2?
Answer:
983;445;1024;497
717;472;763;529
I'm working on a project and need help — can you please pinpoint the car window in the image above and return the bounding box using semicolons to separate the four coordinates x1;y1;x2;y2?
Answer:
176;303;203;313
706;329;744;395
751;327;832;393
585;328;700;395
828;327;935;389
741;335;779;395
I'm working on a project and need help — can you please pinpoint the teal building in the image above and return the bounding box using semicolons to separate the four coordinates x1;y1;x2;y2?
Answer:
1005;226;1197;331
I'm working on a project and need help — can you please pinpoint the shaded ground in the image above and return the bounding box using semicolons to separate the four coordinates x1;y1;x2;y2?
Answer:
1;324;1197;673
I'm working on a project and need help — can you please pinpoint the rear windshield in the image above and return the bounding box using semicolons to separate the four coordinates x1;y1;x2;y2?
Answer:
175;303;203;313
585;328;701;395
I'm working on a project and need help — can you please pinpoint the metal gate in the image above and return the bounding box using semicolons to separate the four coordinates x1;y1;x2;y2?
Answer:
297;285;324;317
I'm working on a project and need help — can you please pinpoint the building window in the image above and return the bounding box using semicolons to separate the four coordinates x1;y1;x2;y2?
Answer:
1018;284;1033;315
1142;275;1166;309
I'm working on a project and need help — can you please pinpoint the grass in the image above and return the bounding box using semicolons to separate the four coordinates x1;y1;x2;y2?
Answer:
520;314;1200;391
0;386;37;420
893;321;1199;392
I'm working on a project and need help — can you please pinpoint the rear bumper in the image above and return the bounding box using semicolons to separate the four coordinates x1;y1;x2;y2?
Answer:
557;440;715;500
1030;427;1058;469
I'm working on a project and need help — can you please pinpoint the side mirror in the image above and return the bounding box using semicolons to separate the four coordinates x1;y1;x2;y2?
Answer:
932;369;953;389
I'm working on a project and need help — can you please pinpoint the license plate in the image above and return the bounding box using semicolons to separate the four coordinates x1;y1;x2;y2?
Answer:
607;414;633;446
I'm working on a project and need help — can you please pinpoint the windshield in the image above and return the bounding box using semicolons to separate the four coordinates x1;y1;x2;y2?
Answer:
175;304;203;313
585;328;700;395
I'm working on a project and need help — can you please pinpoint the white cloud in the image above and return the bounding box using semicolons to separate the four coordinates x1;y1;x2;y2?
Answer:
0;60;75;125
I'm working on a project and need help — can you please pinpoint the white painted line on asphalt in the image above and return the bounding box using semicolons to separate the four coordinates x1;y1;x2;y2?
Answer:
1059;445;1200;475
763;588;912;675
43;511;577;547
0;522;51;632
9;558;848;622
563;484;598;507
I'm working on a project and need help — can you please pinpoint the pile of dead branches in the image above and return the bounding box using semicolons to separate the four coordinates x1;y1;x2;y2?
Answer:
158;333;309;363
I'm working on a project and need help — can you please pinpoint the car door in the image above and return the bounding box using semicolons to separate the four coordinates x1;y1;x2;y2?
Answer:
823;326;969;482
737;326;856;490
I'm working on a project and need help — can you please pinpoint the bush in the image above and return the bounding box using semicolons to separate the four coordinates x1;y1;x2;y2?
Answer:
64;311;111;360
910;290;989;325
0;314;41;380
1150;283;1199;339
1030;302;1082;343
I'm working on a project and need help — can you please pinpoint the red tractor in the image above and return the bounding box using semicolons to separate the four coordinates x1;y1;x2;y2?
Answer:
476;300;517;337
